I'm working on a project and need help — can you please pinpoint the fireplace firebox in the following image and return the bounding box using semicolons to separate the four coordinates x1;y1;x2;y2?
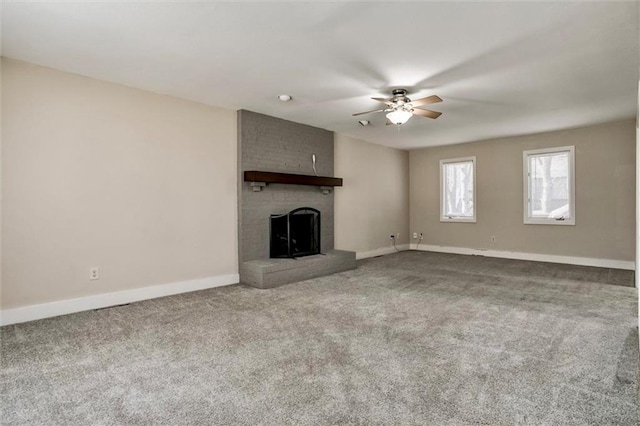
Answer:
270;207;321;258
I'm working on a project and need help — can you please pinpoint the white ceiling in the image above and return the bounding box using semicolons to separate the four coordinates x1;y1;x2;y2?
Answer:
2;1;638;149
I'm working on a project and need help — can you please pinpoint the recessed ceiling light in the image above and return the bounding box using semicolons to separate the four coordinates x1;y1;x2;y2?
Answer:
278;94;292;102
358;120;370;126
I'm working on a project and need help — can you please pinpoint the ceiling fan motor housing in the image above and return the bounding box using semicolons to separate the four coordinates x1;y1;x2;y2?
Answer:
391;89;411;105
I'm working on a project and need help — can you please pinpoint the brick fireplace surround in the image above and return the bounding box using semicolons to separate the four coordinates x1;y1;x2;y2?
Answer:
237;110;356;289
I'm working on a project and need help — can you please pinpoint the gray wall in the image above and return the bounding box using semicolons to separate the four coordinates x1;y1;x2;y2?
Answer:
409;119;636;261
238;110;334;262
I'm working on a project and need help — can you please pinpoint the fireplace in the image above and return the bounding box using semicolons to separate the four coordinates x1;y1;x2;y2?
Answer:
270;207;321;258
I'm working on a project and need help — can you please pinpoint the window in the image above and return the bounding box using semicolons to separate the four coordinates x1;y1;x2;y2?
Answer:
523;146;575;225
440;157;476;222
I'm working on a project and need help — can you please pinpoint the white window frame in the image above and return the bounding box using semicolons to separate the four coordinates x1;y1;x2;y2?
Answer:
523;146;575;226
440;156;477;223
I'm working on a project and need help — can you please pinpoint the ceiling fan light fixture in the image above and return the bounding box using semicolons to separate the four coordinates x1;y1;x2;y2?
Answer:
386;109;413;125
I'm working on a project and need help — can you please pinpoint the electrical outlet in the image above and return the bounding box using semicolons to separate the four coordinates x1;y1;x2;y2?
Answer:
490;236;496;243
396;233;400;239
412;232;417;239
89;267;100;280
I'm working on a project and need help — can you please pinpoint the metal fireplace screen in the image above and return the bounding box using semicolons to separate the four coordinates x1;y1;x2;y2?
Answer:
270;207;321;258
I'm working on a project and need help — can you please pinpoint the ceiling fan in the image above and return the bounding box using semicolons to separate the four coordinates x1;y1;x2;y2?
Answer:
353;89;443;125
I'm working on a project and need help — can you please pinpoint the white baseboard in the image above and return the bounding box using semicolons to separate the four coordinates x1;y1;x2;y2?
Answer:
357;244;410;260
410;244;635;270
0;273;239;326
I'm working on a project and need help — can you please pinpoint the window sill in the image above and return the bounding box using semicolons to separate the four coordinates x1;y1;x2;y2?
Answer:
441;217;477;223
524;219;575;226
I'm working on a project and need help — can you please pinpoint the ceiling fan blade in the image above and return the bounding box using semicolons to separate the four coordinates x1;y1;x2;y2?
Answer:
409;95;443;107
372;97;393;105
352;108;386;117
412;108;442;119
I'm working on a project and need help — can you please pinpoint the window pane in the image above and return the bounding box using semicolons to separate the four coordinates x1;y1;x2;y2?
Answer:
529;152;570;219
443;161;474;218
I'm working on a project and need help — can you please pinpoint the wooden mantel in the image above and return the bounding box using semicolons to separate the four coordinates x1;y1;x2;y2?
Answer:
244;171;343;188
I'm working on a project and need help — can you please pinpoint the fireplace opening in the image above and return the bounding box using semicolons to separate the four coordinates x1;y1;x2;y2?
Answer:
270;207;321;258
